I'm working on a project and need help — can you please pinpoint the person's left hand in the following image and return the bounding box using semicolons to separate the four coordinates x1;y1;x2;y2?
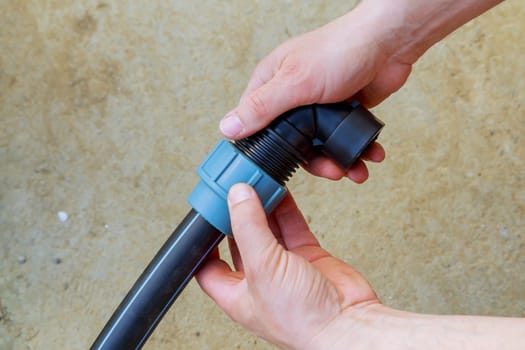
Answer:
195;183;380;349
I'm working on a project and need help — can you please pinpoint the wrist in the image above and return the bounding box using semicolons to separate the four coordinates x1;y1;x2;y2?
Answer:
354;0;504;64
308;302;525;350
305;302;395;350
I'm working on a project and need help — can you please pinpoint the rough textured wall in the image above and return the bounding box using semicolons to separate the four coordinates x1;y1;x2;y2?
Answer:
1;1;523;349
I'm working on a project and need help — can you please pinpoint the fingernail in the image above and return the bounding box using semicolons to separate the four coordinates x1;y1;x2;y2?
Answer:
229;183;253;205
220;113;243;138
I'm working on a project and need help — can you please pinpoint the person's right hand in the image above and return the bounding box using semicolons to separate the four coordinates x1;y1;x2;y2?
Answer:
219;1;414;182
196;184;525;350
196;183;382;349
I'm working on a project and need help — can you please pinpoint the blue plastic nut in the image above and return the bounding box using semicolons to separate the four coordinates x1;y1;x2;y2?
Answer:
188;140;288;236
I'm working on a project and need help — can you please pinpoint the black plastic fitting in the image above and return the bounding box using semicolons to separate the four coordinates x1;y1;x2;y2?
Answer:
235;101;384;184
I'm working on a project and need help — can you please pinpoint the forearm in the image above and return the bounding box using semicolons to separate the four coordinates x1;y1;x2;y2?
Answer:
314;304;525;350
354;0;504;63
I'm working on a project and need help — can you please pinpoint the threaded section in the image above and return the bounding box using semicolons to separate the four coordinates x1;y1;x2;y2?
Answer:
234;129;303;185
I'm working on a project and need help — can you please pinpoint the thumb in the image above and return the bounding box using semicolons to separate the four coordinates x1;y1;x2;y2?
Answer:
227;183;282;277
220;71;307;139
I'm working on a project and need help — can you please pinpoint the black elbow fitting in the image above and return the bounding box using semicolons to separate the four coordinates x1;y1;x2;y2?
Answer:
235;101;384;185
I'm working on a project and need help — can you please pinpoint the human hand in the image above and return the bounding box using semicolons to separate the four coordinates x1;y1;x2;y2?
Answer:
218;2;411;182
196;183;525;350
219;0;504;183
195;183;381;349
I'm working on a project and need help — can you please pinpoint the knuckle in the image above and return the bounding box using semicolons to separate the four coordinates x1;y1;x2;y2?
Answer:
246;90;269;120
278;60;316;104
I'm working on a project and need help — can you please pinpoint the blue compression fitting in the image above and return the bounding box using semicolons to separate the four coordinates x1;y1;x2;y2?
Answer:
188;140;288;236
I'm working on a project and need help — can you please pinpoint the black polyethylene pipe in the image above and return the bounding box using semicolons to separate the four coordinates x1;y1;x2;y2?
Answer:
91;209;224;350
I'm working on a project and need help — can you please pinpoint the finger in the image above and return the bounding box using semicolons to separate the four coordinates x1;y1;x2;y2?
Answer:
360;142;386;163
302;157;347;180
346;159;369;184
227;217;285;272
220;69;310;139
302;156;369;182
195;257;242;309
303;155;374;183
227;183;283;277
272;194;319;250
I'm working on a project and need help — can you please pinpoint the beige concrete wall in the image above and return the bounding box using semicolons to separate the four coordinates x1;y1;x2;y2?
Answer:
1;1;523;349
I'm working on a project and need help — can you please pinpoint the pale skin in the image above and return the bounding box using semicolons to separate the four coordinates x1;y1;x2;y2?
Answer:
196;0;525;349
197;184;525;349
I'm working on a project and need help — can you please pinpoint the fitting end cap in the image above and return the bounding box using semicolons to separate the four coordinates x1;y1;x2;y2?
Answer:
319;103;384;170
